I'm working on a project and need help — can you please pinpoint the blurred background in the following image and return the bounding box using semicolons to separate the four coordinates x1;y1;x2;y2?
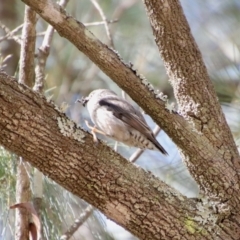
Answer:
0;0;240;239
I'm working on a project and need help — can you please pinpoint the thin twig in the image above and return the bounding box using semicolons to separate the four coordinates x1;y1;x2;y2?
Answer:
0;54;13;69
0;19;117;46
85;19;118;27
90;0;114;48
121;90;127;100
0;23;23;44
33;0;70;92
129;125;162;163
60;205;94;240
114;141;118;151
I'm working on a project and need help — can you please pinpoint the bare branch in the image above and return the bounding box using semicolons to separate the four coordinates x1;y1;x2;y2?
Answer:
15;160;32;240
0;23;23;44
34;0;70;92
60;205;94;240
85;19;118;27
18;6;37;86
90;0;114;47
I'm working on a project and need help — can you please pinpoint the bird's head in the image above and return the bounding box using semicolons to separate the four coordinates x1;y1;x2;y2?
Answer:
77;89;117;107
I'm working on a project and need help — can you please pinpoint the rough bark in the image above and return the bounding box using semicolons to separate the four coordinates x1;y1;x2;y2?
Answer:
0;71;236;239
141;0;240;234
18;6;36;87
142;0;240;165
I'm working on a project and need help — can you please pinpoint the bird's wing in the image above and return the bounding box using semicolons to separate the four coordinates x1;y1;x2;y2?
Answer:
99;97;150;132
98;96;168;155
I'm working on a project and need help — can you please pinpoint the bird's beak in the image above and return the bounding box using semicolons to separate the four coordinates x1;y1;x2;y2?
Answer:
76;97;89;107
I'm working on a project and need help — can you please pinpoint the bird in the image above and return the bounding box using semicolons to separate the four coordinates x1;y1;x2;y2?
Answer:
80;89;168;155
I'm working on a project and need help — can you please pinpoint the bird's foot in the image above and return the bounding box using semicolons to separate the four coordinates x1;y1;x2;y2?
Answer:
85;120;106;144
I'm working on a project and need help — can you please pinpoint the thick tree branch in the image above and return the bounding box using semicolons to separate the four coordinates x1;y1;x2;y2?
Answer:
142;0;239;161
0;71;229;239
20;0;240;214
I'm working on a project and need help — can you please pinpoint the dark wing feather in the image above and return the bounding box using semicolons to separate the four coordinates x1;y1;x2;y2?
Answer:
99;97;168;155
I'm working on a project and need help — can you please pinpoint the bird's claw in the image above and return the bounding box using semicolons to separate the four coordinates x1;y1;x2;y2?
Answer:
85;120;106;144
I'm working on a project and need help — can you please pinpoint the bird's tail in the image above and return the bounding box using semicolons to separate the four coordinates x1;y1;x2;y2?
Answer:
154;140;168;155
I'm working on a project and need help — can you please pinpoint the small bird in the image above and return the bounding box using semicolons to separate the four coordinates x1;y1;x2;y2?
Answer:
80;89;168;155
